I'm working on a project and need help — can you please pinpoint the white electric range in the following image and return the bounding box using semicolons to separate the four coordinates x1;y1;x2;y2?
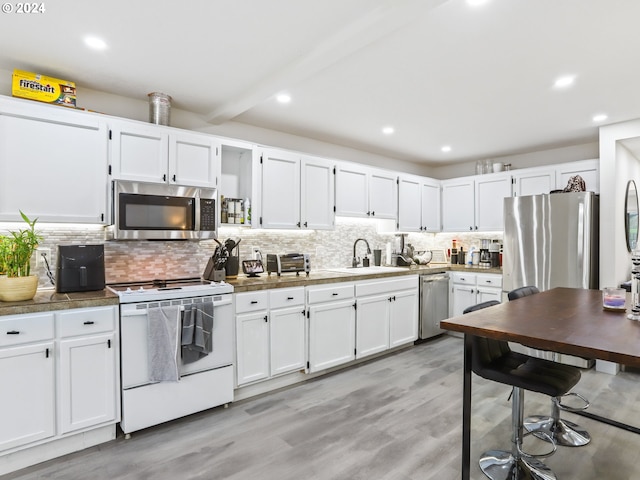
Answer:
108;277;234;435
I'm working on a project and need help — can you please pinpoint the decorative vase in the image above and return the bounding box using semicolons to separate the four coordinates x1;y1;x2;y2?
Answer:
0;275;38;302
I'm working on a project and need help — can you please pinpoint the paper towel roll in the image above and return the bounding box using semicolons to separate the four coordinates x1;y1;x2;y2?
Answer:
386;243;392;266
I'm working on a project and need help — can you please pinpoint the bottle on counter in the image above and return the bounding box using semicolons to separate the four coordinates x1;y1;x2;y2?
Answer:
221;195;228;223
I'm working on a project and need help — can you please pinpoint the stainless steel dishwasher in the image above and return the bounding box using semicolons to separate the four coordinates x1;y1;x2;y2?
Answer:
419;271;450;339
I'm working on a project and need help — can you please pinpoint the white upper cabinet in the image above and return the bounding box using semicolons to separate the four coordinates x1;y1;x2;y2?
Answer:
512;167;555;196
110;119;220;188
335;163;397;219
397;176;421;231
421;179;441;232
168;131;220;188
0;97;108;223
442;174;512;232
300;156;335;230
335;163;369;216
441;178;475;232
556;159;599;193
368;168;397;219
260;149;334;230
475;173;512;231
398;175;440;232
260;149;301;229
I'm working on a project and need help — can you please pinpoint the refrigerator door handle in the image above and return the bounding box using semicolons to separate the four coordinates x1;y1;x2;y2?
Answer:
577;201;586;287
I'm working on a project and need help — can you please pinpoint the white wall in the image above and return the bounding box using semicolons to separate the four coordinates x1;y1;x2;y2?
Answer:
599;120;640;289
0;68;430;177
431;142;599;180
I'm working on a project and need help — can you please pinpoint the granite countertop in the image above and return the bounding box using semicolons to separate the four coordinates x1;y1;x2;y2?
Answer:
227;264;502;292
0;288;120;317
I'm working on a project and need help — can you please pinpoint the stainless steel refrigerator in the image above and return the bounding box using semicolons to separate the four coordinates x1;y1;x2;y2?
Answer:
502;191;599;367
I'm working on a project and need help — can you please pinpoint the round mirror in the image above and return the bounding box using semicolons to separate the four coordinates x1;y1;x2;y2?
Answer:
625;180;639;251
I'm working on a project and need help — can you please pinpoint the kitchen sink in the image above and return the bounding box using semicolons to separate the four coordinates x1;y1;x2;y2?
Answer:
324;266;410;275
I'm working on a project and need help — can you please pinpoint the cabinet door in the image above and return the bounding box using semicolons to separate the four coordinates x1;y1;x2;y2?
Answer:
476;287;502;304
441;179;475;231
556;159;599;193
397;176;421;232
421;179;441;232
389;289;419;347
270;306;306;376
58;333;117;433
0;101;108;223
451;284;477;317
512;169;555;196
308;299;356;372
335;163;369;217
355;294;390;359
0;342;55;451
475;174;512;231
236;311;270;385
300;156;334;230
169;132;220;188
110;120;169;183
369;169;397;219
261;149;301;229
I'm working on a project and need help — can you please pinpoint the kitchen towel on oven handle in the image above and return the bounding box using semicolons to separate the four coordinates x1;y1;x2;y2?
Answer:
181;301;214;364
147;305;181;382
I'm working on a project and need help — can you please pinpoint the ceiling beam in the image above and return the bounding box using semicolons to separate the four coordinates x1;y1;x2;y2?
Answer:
205;0;447;124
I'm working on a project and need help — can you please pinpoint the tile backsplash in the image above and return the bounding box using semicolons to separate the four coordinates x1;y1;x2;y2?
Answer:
3;219;502;287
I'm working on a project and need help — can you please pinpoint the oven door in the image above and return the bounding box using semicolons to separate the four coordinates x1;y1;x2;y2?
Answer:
120;294;233;389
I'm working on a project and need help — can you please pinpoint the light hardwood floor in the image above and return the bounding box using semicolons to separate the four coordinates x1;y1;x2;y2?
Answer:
4;335;640;479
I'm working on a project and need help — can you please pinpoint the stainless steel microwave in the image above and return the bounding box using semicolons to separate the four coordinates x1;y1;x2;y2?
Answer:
107;180;217;240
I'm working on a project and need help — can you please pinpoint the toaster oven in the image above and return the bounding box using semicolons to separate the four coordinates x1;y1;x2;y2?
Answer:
266;253;310;276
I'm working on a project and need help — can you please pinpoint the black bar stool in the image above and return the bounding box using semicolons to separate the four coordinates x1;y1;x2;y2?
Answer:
507;286;591;447
464;300;583;480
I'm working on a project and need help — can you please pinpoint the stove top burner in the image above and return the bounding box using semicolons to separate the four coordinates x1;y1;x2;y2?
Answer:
107;277;233;302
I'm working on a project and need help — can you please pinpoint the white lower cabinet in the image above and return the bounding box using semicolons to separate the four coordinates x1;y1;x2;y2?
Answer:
355;276;419;359
0;305;119;467
235;288;306;386
0;340;55;451
450;272;502;317
307;283;356;373
355;294;390;358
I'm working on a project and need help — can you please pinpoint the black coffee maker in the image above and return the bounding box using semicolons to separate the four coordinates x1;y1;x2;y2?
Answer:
56;244;106;293
489;242;501;268
479;239;491;268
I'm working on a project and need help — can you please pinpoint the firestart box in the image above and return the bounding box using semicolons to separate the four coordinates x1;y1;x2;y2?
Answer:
11;69;76;107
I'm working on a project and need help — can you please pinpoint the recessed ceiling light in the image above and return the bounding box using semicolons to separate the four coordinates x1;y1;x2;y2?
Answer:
553;75;576;89
276;93;291;104
382;126;394;135
441;145;452;153
467;0;489;6
84;36;107;50
592;114;608;123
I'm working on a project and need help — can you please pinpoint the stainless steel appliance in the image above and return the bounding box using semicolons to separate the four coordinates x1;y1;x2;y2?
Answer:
108;277;234;435
107;180;217;240
503;191;598;367
55;244;105;293
419;271;449;339
266;253;310;276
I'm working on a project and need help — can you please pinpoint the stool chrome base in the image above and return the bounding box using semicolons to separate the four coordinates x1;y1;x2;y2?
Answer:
479;450;557;480
524;415;591;447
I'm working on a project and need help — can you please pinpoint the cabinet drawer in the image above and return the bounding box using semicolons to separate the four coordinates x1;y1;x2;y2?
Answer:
356;275;418;297
476;274;503;289
57;306;116;338
307;283;354;304
0;313;55;347
269;287;305;309
451;273;476;285
235;291;269;313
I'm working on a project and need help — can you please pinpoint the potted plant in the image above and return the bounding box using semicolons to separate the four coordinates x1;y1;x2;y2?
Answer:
0;211;43;302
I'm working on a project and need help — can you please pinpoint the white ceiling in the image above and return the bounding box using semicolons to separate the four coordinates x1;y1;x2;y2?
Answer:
1;0;640;166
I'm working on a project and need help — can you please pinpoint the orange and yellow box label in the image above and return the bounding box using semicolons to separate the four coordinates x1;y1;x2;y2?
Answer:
12;69;76;107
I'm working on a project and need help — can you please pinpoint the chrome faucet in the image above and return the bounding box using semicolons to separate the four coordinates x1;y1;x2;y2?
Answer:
352;238;371;267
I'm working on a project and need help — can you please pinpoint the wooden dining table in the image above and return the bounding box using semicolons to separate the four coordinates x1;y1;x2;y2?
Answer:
441;287;640;480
